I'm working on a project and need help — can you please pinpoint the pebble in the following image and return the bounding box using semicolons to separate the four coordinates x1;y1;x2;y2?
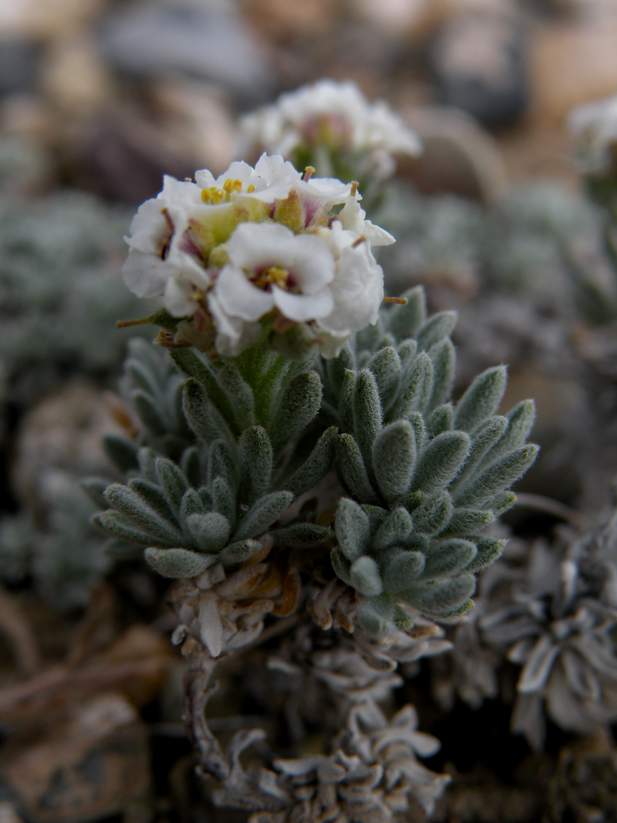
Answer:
431;13;530;129
99;2;272;102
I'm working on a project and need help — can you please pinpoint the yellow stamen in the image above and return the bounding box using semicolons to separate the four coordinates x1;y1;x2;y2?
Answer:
247;183;256;192
383;296;408;304
303;165;316;181
223;178;243;194
352;235;366;248
201;186;226;204
254;266;290;289
350;180;359;197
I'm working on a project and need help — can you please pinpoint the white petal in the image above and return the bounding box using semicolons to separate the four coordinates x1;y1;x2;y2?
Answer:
286;234;335;293
163;277;194;317
125;198;168;254
208;292;248;356
122;250;168;298
315;331;349;359
161;174;202;205
216;265;274;321
216;160;254;185
194;168;217;187
227;222;295;269
273;287;333;321
319;244;384;335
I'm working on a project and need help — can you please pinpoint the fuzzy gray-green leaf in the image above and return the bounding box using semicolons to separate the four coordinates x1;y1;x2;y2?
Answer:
427;404;453;437
456;444;538;507
490;399;536;462
402;573;475;616
335;497;370;561
412;491;453;535
93;511;158;546
183;378;234;445
442;508;495;536
271;371;322;451
412;431;470;495
234;490;293;540
350;556;383;596
421;539;478;578
368;346;401;402
454;366;507;433
387;286;426;340
219;539;263;566
211;476;236;527
416;311;457;352
353;369;383;466
103;483;183;544
217;363;256;431
155;457;189;511
331;547;353;586
465;538;506;573
239;426;273;503
187;512;231;552
373;507;413;551
357;597;395;637
336;433;376;502
451;415;508;492
382;549;425;592
272;522;331;548
103;434;138;472
144;547;216;578
388;352;433;421
373;420;416;503
428;339;456;410
286;426;337;497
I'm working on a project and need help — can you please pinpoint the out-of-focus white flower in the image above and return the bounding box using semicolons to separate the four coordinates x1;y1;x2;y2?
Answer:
569;93;617;175
239;79;421;179
122;154;393;357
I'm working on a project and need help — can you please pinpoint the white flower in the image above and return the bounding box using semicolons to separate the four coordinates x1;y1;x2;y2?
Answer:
315;221;385;354
122;154;392;355
209;219;385;358
569;93;617;174
239;79;421;176
336;198;395;247
123;176;212;316
209;222;335;354
195;154;301;204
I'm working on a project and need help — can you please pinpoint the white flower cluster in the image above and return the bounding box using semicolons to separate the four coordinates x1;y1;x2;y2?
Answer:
569;93;617;175
123;154;393;357
239;79;420;179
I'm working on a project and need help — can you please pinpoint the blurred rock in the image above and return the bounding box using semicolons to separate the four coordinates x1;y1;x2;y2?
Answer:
530;21;617;126
547;733;617;823
151;80;235;173
350;0;433;38
0;39;42;97
11;383;117;513
431;13;530;129
0;694;151;823
99;2;272;103
0;803;25;823
244;0;340;39
0;0;106;40
398;106;507;201
42;35;112;113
